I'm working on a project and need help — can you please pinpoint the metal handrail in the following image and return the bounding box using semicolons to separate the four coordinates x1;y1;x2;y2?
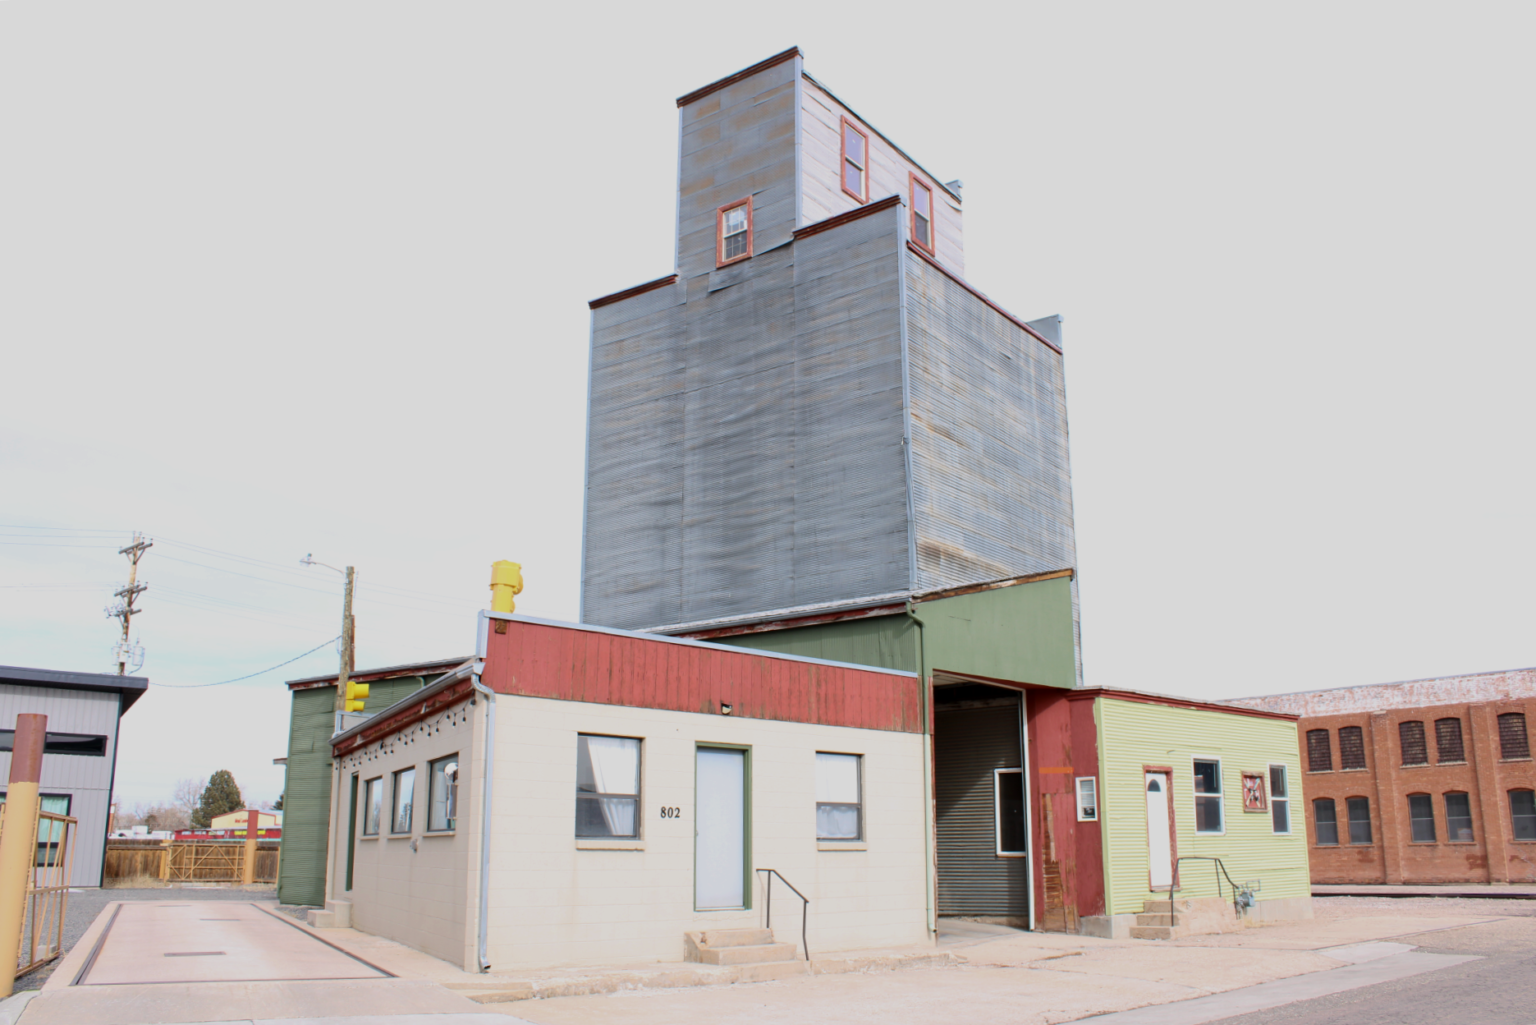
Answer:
755;868;810;961
1169;856;1246;927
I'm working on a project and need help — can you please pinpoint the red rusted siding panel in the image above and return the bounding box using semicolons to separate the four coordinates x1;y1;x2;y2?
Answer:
481;617;921;733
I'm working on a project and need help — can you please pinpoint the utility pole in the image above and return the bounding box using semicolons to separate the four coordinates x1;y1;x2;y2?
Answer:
338;566;355;713
302;555;357;713
108;533;151;675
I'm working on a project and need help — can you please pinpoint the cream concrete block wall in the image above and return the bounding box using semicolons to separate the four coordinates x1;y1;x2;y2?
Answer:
485;695;929;970
335;698;475;967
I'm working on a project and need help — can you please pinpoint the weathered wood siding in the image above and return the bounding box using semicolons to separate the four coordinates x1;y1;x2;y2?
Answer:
677;55;800;281
482;616;923;734
800;76;964;276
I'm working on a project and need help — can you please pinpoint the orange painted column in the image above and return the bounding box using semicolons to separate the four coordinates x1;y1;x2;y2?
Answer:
0;714;47;996
241;810;258;886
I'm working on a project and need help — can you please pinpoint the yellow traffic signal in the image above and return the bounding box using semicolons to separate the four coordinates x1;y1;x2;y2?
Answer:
343;679;370;712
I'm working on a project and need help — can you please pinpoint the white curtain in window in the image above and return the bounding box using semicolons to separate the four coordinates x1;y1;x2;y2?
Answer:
585;736;639;836
816;753;858;803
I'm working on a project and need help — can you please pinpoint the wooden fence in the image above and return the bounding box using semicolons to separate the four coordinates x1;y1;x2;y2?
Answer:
104;841;279;884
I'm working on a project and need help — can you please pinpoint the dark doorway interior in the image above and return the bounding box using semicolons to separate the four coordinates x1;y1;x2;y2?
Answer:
933;682;1028;923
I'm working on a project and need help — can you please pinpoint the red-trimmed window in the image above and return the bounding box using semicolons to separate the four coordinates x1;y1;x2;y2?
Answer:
717;197;753;266
910;176;934;253
840;117;868;202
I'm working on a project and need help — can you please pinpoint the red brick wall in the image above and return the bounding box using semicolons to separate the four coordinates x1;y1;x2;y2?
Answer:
1298;697;1536;883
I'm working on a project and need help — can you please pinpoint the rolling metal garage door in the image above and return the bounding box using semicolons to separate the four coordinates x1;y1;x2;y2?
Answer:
935;699;1028;916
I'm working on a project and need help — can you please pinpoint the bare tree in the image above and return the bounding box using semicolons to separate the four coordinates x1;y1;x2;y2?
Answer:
173;777;205;822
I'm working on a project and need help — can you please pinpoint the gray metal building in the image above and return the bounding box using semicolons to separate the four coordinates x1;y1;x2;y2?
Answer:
581;47;1079;681
0;666;147;887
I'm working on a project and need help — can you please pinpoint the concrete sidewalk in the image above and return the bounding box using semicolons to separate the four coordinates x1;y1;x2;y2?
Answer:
12;897;1517;1025
1312;882;1536;899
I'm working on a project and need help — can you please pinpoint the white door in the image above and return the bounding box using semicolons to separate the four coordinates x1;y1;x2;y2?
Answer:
696;748;746;910
1145;772;1173;889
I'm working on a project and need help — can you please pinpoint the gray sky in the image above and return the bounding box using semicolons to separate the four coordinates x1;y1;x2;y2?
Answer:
3;3;1532;810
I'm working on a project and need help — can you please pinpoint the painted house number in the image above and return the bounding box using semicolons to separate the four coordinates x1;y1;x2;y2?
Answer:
660;806;682;819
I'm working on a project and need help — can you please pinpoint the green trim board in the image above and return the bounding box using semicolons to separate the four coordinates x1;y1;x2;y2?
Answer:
716;576;1075;691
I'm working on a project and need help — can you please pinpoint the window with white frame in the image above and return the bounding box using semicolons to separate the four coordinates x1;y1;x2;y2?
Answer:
428;754;458;832
1193;759;1223;833
363;777;382;836
1075;776;1098;821
815;752;862;841
576;734;640;838
995;768;1026;856
1270;764;1290;833
717;199;752;266
392;767;415;834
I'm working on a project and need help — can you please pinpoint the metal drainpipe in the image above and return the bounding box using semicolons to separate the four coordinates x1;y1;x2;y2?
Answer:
470;665;496;973
905;603;935;938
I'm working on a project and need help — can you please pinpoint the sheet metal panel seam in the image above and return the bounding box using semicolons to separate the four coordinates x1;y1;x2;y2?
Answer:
897;210;918;594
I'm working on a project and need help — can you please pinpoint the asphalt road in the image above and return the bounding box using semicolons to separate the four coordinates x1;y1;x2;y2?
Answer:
15;884;289;991
1207;900;1536;1025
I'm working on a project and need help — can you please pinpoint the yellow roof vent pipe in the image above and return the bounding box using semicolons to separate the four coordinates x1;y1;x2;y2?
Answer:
490;560;523;613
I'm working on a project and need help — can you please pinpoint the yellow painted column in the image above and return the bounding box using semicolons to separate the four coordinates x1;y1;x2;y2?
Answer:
241;810;259;886
0;714;47;997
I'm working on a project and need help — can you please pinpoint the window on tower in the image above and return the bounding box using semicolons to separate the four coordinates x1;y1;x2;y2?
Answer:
718;198;752;266
910;176;934;253
841;118;868;202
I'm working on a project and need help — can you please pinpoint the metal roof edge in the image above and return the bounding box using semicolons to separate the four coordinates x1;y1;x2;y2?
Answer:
640;592;915;637
331;659;478;749
286;656;473;689
1225;665;1536;706
487;612;919;679
1086;686;1300;723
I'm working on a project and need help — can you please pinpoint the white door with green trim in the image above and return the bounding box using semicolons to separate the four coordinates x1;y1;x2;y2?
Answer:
695;748;745;910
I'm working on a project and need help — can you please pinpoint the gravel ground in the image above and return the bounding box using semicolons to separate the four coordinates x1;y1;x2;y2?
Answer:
14;884;313;992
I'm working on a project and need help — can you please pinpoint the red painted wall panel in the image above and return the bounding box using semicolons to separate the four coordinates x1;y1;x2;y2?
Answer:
482;617;923;734
1026;689;1106;925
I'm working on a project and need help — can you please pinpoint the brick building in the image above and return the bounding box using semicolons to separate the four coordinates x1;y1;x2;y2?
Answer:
1230;668;1536;884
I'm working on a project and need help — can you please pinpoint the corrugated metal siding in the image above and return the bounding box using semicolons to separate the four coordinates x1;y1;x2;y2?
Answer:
277;676;432;906
583;203;910;632
0;684;121;886
1096;698;1309;915
677;58;799;282
934;702;1027;915
482;619;922;734
903;256;1075;596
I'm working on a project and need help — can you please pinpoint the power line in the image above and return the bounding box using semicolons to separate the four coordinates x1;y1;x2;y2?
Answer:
150;637;342;688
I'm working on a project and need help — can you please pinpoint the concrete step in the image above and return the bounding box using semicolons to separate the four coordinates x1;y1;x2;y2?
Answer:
1136;914;1175;927
697;928;775;949
700;942;800;966
1130;925;1175;941
306;899;352;929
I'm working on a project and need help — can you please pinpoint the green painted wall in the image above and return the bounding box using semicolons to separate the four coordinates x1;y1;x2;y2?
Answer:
718;614;919;673
1095;697;1308;915
915;577;1075;689
276;675;435;906
717;576;1074;690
